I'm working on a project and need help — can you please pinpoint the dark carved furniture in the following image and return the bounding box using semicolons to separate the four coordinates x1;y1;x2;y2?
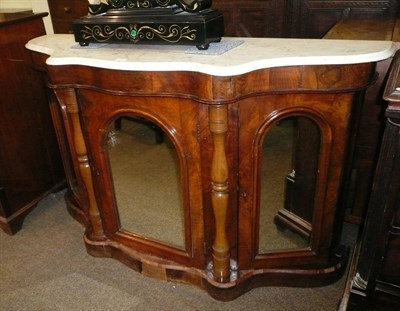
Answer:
47;1;399;38
324;19;400;224
26;34;394;300
339;49;400;311
0;11;65;235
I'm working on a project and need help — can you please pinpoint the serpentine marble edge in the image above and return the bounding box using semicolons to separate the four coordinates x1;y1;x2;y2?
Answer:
26;34;395;77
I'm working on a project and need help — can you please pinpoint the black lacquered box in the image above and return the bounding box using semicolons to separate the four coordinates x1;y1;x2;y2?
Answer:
73;7;224;50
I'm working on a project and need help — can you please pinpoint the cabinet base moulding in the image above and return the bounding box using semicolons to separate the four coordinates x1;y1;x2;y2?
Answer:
83;235;349;301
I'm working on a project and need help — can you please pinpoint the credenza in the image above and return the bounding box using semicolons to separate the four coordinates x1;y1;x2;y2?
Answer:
26;34;394;300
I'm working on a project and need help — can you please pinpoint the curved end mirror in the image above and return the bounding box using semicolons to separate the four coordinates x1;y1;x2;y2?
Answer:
259;116;320;253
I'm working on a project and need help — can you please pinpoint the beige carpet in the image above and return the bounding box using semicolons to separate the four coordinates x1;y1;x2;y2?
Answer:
0;192;357;310
0;118;358;310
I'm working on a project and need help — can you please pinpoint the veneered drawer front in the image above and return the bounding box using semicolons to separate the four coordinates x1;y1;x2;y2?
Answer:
48;0;87;33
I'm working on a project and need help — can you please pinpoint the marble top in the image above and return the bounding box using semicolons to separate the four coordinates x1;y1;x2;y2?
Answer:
26;34;396;77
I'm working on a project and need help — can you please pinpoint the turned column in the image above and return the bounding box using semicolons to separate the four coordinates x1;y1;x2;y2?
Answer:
209;104;230;282
54;88;105;240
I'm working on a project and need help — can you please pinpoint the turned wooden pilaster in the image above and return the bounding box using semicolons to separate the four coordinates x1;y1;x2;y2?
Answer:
55;88;105;240
209;104;230;283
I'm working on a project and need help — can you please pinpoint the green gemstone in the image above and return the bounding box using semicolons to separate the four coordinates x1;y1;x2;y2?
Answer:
130;29;137;38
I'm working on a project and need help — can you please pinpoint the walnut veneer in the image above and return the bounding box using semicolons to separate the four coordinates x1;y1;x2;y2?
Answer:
27;35;392;300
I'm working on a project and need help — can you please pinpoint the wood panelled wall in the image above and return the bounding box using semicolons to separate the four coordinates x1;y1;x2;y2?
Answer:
48;0;399;38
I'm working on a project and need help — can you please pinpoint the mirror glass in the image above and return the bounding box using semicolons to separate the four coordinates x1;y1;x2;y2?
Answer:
259;117;320;253
107;116;185;249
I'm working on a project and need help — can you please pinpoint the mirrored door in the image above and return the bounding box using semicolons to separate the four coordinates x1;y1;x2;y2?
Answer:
106;116;185;249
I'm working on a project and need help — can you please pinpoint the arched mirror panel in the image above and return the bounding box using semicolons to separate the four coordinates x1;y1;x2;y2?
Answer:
258;116;320;253
105;115;185;249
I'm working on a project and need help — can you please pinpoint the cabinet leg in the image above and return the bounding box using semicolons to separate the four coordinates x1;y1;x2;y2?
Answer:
55;88;105;241
209;105;230;282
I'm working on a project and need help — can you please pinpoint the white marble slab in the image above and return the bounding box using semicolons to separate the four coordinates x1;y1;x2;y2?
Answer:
26;34;396;76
